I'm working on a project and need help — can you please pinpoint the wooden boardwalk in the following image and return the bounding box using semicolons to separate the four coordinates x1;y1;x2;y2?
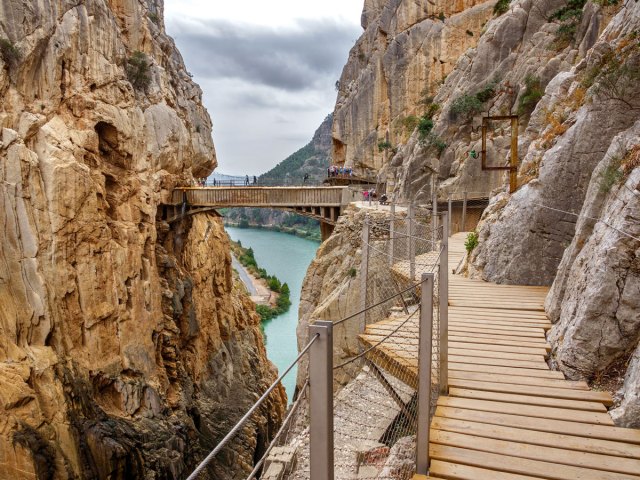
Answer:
361;232;640;480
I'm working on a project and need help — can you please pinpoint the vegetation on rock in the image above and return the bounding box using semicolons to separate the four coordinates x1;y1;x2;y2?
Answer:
0;38;20;66
127;51;151;90
517;75;544;116
464;232;479;254
493;0;511;16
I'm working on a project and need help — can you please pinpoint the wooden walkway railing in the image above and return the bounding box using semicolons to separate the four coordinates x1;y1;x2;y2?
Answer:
362;232;640;480
170;186;353;208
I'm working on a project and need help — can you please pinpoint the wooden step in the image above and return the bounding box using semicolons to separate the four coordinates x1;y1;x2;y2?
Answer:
431;430;640;476
448;371;587;390
448;388;607;412
437;396;614;425
448;355;549;370
435;406;639;443
446;379;613;405
449;362;565;379
428;460;546;480
429;444;640;480
432;416;640;459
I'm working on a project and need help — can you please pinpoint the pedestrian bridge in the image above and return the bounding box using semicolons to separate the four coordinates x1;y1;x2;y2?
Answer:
164;186;362;239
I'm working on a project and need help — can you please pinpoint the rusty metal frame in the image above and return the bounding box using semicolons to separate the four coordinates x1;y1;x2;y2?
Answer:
481;115;519;193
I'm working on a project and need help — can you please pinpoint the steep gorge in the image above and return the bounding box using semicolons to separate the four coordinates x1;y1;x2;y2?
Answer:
0;1;285;478
302;0;640;428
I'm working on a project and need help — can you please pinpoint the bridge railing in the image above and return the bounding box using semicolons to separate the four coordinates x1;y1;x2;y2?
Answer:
172;186;349;207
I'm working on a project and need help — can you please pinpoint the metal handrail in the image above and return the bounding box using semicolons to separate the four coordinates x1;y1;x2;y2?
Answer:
186;334;320;480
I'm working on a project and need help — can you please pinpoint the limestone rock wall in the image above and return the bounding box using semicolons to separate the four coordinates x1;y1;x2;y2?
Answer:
0;0;284;478
332;0;495;177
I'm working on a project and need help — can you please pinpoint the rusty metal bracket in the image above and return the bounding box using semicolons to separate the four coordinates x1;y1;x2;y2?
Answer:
480;115;519;193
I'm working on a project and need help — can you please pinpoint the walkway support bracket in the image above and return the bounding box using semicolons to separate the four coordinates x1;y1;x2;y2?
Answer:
309;320;334;480
417;273;434;475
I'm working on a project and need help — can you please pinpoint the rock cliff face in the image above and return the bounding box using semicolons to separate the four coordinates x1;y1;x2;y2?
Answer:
333;0;495;177
0;1;284;478
315;0;640;428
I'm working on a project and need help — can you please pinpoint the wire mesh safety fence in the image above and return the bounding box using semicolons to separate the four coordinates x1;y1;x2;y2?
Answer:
326;209;447;479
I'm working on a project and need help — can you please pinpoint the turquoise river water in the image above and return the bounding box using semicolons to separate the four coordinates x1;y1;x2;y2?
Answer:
225;227;320;401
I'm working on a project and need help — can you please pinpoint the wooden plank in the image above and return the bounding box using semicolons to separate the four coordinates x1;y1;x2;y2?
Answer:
437;396;614;425
447;379;613;405
448;388;607;412
449;371;588;390
429;444;640;480
448;355;549;370
449;317;552;329
448;333;550;347
449;362;565;379
448;335;551;351
449;300;544;312
449;306;549;319
433;417;640;459
449;341;547;356
448;322;547;335
434;406;640;443
448;348;545;363
448;326;546;339
429;460;545;480
431;430;640;476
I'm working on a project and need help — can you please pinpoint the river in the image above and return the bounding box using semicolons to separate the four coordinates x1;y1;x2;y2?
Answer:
225;227;320;401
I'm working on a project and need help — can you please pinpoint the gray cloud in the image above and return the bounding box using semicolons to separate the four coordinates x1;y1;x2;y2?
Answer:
168;17;360;92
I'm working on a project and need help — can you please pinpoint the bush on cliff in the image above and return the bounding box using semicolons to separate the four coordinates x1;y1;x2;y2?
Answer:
127;51;151;90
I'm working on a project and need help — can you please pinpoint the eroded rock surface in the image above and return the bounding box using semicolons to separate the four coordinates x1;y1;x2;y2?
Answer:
0;1;284;478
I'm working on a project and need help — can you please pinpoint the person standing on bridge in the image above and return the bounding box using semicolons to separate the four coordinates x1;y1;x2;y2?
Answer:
303;173;309;184
245;175;249;186
253;175;257;185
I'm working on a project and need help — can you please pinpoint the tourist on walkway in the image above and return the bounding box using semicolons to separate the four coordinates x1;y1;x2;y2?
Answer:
253;175;257;185
245;175;249;186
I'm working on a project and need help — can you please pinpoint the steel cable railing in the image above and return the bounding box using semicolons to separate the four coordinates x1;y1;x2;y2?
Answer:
186;335;320;480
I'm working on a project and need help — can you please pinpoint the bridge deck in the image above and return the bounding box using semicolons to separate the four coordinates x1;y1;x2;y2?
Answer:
361;232;640;480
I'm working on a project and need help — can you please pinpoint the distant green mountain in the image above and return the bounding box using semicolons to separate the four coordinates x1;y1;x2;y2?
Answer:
259;113;332;184
223;114;333;239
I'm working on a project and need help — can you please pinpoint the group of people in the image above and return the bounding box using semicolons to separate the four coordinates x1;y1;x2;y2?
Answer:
362;188;389;205
327;165;353;177
193;178;207;187
244;175;258;186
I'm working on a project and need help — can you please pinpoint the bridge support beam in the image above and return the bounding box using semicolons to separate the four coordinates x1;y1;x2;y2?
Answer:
320;221;335;241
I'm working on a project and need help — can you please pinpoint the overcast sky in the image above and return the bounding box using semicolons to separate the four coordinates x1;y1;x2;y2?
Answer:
165;1;363;176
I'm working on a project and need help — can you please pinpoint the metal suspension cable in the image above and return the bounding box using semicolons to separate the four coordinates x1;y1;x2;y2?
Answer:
533;202;640;242
245;379;310;480
186;334;320;480
333;274;431;327
334;308;419;370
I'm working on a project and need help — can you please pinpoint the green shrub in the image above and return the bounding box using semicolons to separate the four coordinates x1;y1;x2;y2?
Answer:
475;83;497;103
464;232;479;254
450;94;483;120
348;267;357;278
400;115;419;134
378;139;393;152
0;38;20;66
127;51;151;90
148;13;160;24
517;75;544;116
493;0;511;15
417;116;434;140
600;157;623;193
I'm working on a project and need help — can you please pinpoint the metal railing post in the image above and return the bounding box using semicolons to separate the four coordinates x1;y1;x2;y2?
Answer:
389;202;396;268
439;212;449;395
432;189;438;249
360;215;370;329
462;192;468;232
448;196;452;237
309;321;334;480
408;203;415;282
416;273;434;475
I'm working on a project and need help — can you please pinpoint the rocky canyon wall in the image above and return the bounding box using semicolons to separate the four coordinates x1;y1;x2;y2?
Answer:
0;1;284;478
